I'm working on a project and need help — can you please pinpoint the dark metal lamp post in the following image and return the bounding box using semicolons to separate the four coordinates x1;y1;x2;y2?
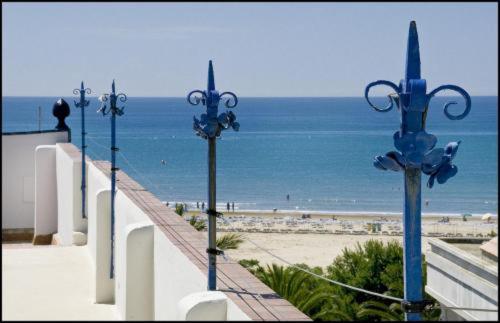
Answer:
187;60;239;291
364;21;471;321
97;80;127;279
73;82;91;219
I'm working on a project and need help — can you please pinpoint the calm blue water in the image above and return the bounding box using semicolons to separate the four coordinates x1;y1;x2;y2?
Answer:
2;96;498;215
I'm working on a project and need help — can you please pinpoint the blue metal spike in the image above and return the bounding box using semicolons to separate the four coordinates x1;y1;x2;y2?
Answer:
405;21;421;81
81;81;84;90
112;79;116;94
186;61;239;292
207;60;215;91
364;21;471;321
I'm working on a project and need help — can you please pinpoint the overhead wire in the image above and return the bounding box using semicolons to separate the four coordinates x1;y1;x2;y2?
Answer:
83;135;498;314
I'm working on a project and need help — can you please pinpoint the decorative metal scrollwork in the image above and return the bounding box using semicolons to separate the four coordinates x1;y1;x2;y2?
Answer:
373;130;462;188
187;61;239;139
366;22;471;189
427;84;471;120
97;83;127;116
364;80;400;112
73;83;91;108
219;91;238;108
187;90;207;106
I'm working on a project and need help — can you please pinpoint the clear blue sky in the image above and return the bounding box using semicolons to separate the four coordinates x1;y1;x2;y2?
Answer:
2;2;497;97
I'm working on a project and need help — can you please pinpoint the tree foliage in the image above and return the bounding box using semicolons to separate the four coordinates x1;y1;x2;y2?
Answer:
188;216;206;231
216;233;245;250
175;203;184;216
239;239;441;321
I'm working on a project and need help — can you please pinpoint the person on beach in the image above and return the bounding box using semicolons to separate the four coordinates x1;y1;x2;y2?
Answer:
202;202;205;210
232;202;235;211
227;202;230;211
197;201;199;209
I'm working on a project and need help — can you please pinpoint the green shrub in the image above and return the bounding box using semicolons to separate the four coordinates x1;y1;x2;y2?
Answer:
216;233;244;250
189;216;206;231
175;203;184;216
239;239;441;321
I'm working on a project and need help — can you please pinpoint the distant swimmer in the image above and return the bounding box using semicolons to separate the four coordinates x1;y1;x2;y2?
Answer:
286;194;290;201
161;160;167;165
425;200;429;206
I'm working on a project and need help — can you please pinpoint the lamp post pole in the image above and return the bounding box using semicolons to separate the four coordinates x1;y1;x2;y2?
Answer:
74;82;91;218
365;21;471;320
98;80;127;278
187;60;240;291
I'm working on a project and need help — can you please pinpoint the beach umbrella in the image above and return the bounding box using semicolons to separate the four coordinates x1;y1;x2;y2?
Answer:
482;213;493;220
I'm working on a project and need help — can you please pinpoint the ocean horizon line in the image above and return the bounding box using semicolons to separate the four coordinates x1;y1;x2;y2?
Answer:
3;95;498;99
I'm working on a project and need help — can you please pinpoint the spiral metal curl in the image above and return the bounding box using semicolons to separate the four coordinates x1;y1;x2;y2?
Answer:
427;84;471;120
364;80;400;112
73;88;92;96
219;92;238;108
116;93;128;103
73;88;92;108
187;90;207;106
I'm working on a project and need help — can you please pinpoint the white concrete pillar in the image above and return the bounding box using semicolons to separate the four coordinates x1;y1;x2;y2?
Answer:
55;144;88;246
34;145;57;242
177;291;228;321
94;189;115;304
118;222;154;320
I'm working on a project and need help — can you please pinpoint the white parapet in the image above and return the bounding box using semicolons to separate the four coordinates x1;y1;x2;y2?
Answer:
177;291;228;321
34;145;58;238
2;131;68;230
55;143;88;245
92;188;114;304
425;238;498;321
118;221;154;320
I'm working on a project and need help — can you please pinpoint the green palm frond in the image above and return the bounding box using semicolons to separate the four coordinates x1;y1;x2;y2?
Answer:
216;233;244;250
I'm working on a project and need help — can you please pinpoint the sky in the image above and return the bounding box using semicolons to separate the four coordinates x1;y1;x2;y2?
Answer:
2;2;498;97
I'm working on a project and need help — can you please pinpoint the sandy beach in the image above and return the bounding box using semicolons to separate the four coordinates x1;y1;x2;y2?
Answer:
184;210;498;268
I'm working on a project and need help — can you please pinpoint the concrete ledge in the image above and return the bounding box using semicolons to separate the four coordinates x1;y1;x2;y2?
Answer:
34;145;58;238
120;222;154;320
426;238;498;321
178;291;228;321
93;189;114;304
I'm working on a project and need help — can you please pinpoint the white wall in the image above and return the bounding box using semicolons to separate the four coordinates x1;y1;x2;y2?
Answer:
86;162;115;304
425;239;498;321
34;145;58;236
114;191;154;320
152;227;249;320
122;222;154;320
55;144;88;245
2;131;68;229
55;144;252;320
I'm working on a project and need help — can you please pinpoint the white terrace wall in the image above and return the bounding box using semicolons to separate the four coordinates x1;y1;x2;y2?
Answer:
55;144;307;321
2;131;69;230
55;144;88;245
425;238;498;321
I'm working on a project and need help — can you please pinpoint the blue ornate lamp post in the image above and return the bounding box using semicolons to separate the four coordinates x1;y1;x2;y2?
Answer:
97;80;127;279
187;60;239;291
365;21;471;320
73;82;91;219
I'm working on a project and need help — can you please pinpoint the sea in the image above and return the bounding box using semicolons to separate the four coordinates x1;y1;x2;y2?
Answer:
2;96;498;216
